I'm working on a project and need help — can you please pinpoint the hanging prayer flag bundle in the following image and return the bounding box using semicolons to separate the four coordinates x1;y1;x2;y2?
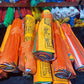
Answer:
61;23;84;72
33;10;55;62
20;15;36;75
52;21;76;79
58;21;74;62
34;60;52;84
0;18;22;72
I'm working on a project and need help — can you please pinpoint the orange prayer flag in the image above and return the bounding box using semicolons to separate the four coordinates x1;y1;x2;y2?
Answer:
61;23;84;72
52;22;76;79
0;18;22;72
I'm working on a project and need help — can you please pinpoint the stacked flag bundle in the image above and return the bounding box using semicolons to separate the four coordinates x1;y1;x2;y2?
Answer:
0;10;83;84
33;10;55;62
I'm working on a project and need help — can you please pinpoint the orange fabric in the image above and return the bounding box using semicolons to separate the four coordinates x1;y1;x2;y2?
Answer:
18;19;25;72
19;16;37;74
22;15;36;74
52;22;76;79
52;22;66;72
56;21;76;78
59;23;74;62
61;33;76;79
21;41;36;74
0;18;22;72
0;52;7;79
61;23;84;71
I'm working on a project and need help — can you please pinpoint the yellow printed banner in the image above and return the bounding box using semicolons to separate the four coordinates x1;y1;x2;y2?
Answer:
20;15;37;75
38;19;54;53
33;10;55;62
34;60;52;84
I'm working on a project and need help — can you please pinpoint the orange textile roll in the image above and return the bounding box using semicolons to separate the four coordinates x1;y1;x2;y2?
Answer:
61;23;84;72
0;18;22;72
51;64;69;84
52;22;76;79
58;22;74;62
52;22;67;79
56;21;76;79
21;15;36;75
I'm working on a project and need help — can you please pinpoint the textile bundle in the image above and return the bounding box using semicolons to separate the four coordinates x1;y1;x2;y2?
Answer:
52;21;76;79
61;23;84;72
33;10;55;62
19;15;37;75
24;15;36;74
51;64;69;84
58;22;74;62
0;18;22;72
34;60;52;84
0;9;84;84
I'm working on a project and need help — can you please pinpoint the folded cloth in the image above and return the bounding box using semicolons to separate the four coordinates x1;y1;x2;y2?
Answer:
33;10;55;62
61;23;84;72
34;60;52;84
58;21;74;62
52;21;76;79
20;15;36;75
51;64;69;84
0;18;22;72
